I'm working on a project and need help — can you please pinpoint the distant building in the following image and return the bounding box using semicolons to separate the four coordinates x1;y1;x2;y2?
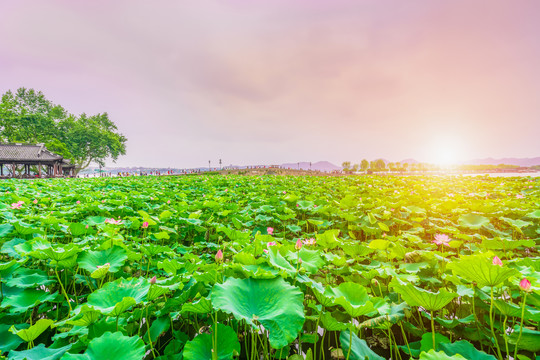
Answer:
0;143;75;178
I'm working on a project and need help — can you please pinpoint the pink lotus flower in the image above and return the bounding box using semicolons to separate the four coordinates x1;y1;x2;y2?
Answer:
433;234;451;247
492;256;503;266
142;221;149;229
529;185;533;189
97;262;110;269
263;249;269;254
267;227;274;235
215;249;223;263
101;200;105;203
295;238;303;250
85;225;89;229
105;218;123;225
283;191;286;194
76;200;81;204
296;204;299;207
167;200;171;204
519;278;531;292
267;241;276;248
33;199;38;204
516;194;524;199
303;238;316;246
150;276;157;285
10;201;23;209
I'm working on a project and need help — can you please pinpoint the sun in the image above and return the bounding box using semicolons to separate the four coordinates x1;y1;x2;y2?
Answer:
428;135;463;166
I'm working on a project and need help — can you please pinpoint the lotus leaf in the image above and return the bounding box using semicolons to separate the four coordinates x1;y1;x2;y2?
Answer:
419;350;467;359
86;278;150;316
1;288;58;313
340;330;385;360
392;282;457;311
447;255;518;287
183;324;240;360
211;277;304;349
9;319;55;342
61;331;145;360
8;343;72;360
458;214;490;229
78;246;127;273
439;341;496;360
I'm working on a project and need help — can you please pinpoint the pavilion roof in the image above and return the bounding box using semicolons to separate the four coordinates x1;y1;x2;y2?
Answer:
0;143;63;162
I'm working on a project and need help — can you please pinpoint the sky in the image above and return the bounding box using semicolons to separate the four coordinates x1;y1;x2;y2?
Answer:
1;0;539;168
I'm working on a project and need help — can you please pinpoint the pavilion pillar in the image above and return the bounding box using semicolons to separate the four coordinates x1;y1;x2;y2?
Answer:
38;163;42;177
0;164;3;176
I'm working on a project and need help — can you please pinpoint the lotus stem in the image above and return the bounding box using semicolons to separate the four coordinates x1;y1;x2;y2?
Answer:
489;286;503;360
399;322;412;357
54;266;72;313
345;326;353;360
513;293;527;360
146;306;157;358
430;310;436;350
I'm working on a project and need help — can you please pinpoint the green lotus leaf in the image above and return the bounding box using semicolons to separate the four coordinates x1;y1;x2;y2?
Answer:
86;278;150;316
61;305;102;327
419;350;466;359
340;330;385;360
90;264;110;279
458;214;490;229
147;284;170;301
9;319;55;342
439;341;496;360
315;229;340;249
500;217;532;230
62;331;145;360
328;282;375;317
181;296;213;314
5;268;55;288
359;302;408;329
1;288;58;313
78;246;127;274
212;277;304;349
267;247;296;275
8;343;72;360
183;324;240;360
286;248;325;274
319;311;348;331
143;316;170;344
447;255;518;287
0;223;14;237
420;332;450;352
30;243;81;262
508;326;540;352
0;259;18;271
0;323;25;352
392;282;457;312
526;209;540;219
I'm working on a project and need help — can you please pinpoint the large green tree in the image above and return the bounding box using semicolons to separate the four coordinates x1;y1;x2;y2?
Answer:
0;88;126;174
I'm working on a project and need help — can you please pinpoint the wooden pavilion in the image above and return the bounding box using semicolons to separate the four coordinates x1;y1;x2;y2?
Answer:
0;143;75;178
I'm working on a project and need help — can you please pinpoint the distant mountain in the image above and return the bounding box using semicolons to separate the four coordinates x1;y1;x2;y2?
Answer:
465;157;540;167
398;158;420;164
280;161;342;171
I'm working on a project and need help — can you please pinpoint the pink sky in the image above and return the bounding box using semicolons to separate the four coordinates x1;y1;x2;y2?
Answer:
1;1;539;167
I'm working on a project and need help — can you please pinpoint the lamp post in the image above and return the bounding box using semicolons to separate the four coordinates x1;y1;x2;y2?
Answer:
208;160;211;171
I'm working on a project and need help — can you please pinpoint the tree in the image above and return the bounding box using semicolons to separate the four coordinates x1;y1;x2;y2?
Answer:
341;161;351;172
0;88;127;175
57;113;126;174
360;159;369;172
352;164;359;172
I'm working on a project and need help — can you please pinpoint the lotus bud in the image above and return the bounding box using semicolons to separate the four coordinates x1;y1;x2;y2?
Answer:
519;278;532;292
295;238;303;250
142;221;149;229
215;249;224;263
492;256;503;267
267;227;274;235
150;276;157;285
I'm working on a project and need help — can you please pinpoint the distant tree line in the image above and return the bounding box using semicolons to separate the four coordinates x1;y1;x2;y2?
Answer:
341;160;526;173
0;88;126;175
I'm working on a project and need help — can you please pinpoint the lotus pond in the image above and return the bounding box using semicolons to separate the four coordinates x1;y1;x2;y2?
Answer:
0;174;538;360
